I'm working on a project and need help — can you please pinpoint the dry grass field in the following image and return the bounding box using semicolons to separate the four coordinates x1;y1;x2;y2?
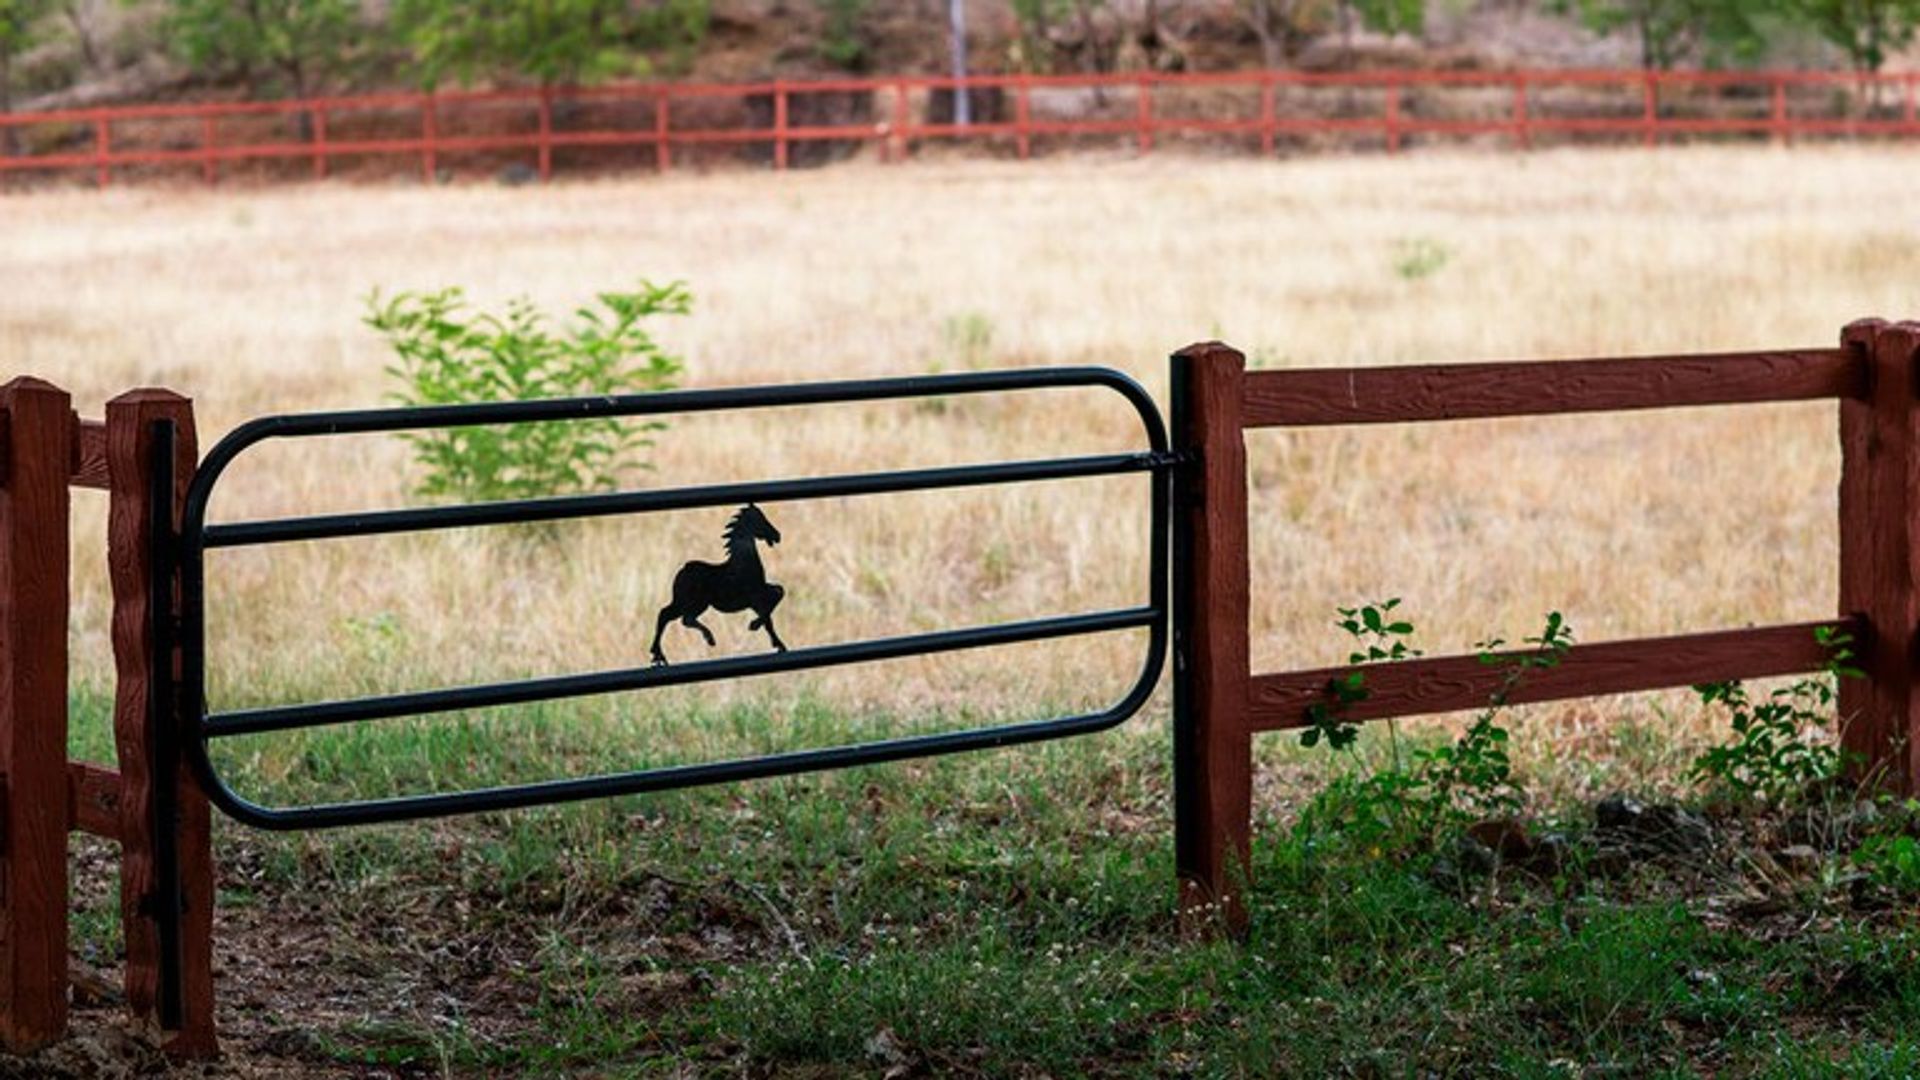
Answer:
9;146;1914;796
7;146;1920;1077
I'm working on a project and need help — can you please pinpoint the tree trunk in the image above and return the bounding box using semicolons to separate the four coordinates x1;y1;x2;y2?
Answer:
62;2;102;74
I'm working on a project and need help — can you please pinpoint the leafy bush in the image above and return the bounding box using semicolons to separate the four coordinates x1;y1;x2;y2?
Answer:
367;282;690;503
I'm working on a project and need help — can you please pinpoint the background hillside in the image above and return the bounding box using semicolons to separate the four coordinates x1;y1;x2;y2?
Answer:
6;0;1914;116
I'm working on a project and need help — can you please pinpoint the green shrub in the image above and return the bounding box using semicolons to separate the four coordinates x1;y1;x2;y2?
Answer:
366;282;690;503
1688;625;1860;807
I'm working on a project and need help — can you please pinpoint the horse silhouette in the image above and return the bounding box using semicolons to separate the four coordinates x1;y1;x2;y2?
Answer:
650;504;788;665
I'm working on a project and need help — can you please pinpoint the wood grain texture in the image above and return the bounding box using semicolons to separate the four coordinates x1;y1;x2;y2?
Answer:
1241;348;1862;429
71;419;108;490
106;390;216;1059
1247;619;1857;731
1170;343;1253;936
1838;320;1920;794
67;762;123;840
0;378;71;1051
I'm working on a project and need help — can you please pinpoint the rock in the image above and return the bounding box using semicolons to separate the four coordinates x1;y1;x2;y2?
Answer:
1638;804;1714;854
498;162;540;186
1525;832;1573;876
1453;833;1498;877
1468;818;1535;862
1596;793;1645;831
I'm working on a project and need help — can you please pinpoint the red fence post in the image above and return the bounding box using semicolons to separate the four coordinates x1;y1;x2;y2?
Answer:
106;392;216;1058
1171;342;1252;936
1385;74;1401;153
421;93;438;184
1016;74;1032;160
537;87;554;183
1771;76;1789;146
200;114;216;186
1839;320;1920;794
0;378;72;1051
655;89;671;173
312;106;328;181
892;80;910;163
1260;75;1276;157
1136;75;1154;154
93;117;110;187
774;80;788;170
1642;73;1658;147
1513;73;1531;150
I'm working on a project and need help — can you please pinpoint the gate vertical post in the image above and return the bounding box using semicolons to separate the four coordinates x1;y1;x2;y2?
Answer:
106;392;216;1058
0;378;71;1051
1839;319;1920;795
1171;342;1251;935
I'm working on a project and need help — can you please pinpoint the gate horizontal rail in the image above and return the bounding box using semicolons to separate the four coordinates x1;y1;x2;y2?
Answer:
178;366;1172;832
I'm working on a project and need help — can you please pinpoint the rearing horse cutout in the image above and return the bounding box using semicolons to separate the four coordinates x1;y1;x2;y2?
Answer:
650;504;788;665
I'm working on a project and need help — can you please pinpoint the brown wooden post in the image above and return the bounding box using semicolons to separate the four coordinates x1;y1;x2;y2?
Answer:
1839;320;1920;795
106;392;216;1058
1171;343;1252;936
0;378;72;1051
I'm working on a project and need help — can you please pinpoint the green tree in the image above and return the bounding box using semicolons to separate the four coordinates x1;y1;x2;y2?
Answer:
392;0;708;89
1784;0;1920;73
163;0;362;99
1347;0;1422;37
1550;0;1774;69
818;0;869;70
0;0;50;120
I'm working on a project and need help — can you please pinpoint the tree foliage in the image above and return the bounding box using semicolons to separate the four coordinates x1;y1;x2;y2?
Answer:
1549;0;1774;69
1784;0;1920;73
0;0;51;113
162;0;362;98
391;0;708;88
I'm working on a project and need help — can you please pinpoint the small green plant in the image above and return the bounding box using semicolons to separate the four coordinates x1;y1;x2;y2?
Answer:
941;311;996;371
1419;612;1573;821
366;282;689;504
1301;598;1418;751
1392;237;1451;282
1688;625;1861;807
1855;828;1920;893
1297;601;1573;853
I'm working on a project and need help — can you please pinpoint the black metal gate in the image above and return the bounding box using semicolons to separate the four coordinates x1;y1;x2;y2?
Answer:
171;367;1174;836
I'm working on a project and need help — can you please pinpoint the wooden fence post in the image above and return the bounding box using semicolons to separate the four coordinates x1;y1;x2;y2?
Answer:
106;392;216;1058
1171;343;1251;936
0;378;72;1051
1839;319;1920;795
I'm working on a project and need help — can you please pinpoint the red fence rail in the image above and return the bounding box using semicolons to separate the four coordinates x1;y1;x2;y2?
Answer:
2;67;1918;187
1169;320;1920;934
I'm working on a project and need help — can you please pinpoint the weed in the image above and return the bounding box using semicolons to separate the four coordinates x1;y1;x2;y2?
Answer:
1393;237;1451;281
365;282;689;504
941;311;995;371
1689;625;1861;808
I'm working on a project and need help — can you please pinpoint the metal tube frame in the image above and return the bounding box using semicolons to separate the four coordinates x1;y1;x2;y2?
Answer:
172;368;1173;832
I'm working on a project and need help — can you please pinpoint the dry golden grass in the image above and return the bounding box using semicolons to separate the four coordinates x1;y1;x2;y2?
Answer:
7;145;1917;795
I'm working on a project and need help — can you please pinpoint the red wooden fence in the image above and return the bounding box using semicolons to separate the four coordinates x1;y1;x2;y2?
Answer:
0;381;214;1056
1170;319;1920;933
2;68;1918;187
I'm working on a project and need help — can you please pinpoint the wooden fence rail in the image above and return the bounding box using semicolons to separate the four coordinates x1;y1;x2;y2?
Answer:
2;68;1919;188
1170;319;1920;934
